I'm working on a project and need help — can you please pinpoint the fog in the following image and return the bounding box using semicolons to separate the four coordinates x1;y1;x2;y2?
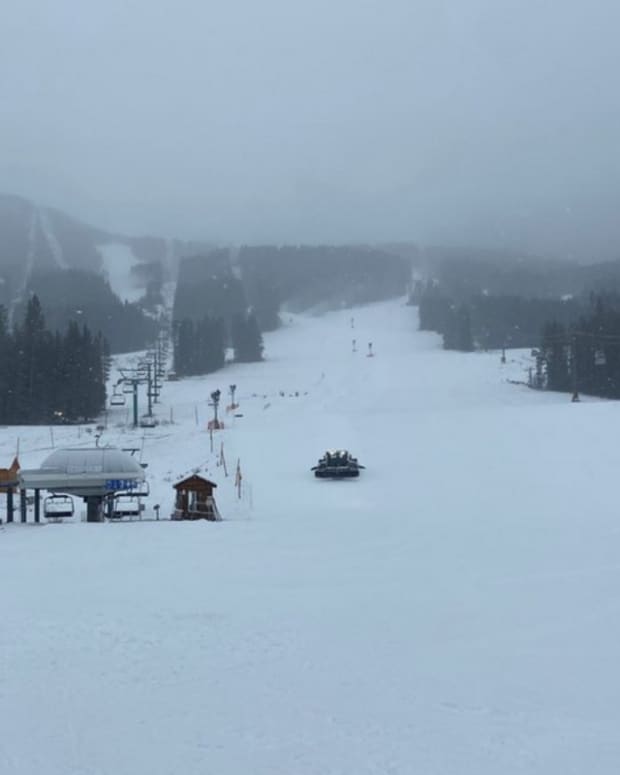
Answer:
2;0;619;258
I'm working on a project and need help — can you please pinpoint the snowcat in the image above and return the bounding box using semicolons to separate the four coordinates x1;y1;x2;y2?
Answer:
311;449;365;478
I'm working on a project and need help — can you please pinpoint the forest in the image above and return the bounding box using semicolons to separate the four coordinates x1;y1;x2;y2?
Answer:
0;295;108;424
413;253;620;399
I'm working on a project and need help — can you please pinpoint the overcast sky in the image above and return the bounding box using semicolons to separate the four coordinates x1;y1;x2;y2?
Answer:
2;0;620;257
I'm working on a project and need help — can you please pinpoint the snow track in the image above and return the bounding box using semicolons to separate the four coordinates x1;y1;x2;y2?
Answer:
2;299;620;774
38;207;67;269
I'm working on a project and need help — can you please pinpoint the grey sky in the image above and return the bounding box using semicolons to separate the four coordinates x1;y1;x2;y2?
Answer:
2;0;620;257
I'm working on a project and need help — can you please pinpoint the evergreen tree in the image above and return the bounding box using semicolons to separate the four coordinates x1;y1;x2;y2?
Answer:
0;306;10;420
232;312;264;362
0;299;106;424
173;315;226;376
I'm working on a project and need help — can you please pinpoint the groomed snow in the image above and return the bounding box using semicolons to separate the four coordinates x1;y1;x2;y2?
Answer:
2;299;620;774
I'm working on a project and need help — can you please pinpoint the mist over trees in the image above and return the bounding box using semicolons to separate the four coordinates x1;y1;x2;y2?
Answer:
238;245;411;312
418;284;581;352
173;254;247;327
414;253;620;400
231;311;263;362
21;269;160;354
540;296;620;399
172;316;226;377
0;295;107;424
170;245;407;377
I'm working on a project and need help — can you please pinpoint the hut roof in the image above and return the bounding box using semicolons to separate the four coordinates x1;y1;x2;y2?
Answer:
0;455;20;483
173;474;218;490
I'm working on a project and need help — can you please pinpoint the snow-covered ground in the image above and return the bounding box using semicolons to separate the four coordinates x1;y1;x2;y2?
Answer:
97;242;145;303
2;299;620;774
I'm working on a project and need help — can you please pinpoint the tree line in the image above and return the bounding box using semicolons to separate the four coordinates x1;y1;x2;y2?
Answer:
415;273;620;400
417;280;581;352
24;268;160;353
540;295;620;398
172;311;263;377
0;295;108;424
238;244;411;314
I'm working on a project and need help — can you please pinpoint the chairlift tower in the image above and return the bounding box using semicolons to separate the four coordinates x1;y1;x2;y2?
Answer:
119;368;149;427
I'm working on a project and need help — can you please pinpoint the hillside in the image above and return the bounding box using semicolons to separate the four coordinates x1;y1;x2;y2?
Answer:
0;193;212;310
2;299;619;773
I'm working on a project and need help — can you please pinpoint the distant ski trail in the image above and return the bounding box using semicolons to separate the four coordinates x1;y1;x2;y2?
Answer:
38;208;67;269
8;205;37;328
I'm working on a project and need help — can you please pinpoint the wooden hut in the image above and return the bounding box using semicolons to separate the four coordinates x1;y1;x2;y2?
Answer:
0;456;20;523
0;456;19;490
172;474;221;521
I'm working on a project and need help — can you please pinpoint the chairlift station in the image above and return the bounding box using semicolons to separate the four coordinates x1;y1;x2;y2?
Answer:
18;447;147;522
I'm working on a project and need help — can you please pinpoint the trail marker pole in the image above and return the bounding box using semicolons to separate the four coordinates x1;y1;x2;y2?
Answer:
571;333;580;402
235;459;242;499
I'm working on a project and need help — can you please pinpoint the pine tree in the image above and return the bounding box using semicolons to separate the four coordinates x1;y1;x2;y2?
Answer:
232;312;264;362
173;316;226;376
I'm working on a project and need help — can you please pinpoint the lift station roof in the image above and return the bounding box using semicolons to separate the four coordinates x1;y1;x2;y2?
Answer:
19;447;146;497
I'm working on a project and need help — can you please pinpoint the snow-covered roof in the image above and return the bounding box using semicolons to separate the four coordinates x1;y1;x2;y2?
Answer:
40;447;144;475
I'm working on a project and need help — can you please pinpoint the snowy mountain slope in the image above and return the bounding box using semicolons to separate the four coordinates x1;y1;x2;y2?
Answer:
0;194;199;308
97;242;148;304
2;300;620;774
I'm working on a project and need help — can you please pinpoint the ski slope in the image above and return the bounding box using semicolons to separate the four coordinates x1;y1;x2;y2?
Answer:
2;299;620;774
97;242;146;303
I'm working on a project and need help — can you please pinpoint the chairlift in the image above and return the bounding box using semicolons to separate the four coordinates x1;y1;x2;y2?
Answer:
132;480;150;497
122;383;134;394
595;349;607;366
110;494;142;519
44;494;75;520
117;480;150;498
139;415;158;428
110;392;126;407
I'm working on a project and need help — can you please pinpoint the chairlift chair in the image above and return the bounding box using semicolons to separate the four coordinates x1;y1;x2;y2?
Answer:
110;392;126;406
122;383;134;394
110;494;142;519
116;480;150;498
44;494;75;520
131;480;150;498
